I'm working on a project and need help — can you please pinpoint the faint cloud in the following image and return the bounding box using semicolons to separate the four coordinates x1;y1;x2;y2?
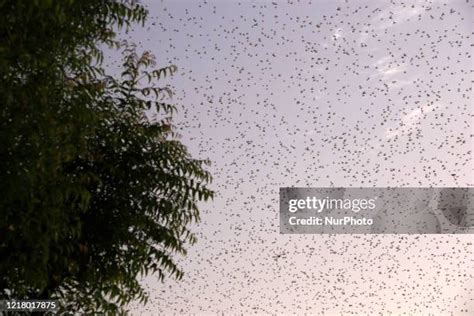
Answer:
385;103;444;139
332;27;343;41
372;1;428;30
370;56;407;80
387;78;415;89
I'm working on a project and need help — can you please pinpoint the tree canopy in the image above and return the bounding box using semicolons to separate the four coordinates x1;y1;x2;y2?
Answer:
0;0;213;313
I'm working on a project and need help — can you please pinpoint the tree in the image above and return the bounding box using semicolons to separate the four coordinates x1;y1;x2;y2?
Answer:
0;1;213;313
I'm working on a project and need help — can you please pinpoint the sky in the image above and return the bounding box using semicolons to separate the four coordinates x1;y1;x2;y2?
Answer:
108;0;474;314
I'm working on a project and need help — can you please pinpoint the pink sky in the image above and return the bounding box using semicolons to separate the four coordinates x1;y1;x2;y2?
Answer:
116;0;474;313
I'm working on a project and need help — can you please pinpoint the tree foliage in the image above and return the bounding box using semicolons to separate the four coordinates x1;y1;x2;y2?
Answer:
0;0;213;313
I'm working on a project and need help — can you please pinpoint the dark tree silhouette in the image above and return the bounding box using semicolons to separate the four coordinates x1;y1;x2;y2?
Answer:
0;1;213;313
